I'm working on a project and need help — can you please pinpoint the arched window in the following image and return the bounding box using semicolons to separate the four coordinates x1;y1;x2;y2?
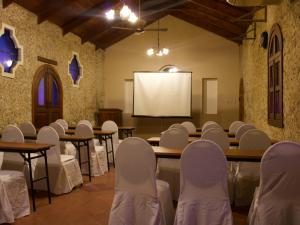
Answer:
69;53;82;86
0;26;22;77
268;24;283;128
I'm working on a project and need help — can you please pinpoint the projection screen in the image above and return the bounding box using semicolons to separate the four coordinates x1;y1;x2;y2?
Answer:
133;72;192;117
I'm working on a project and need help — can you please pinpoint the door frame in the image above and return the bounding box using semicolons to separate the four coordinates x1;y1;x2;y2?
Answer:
32;64;63;127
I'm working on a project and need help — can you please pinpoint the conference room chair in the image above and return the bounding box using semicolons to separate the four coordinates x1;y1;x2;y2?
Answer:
200;128;234;204
201;120;218;131
157;127;189;201
34;126;82;194
202;122;223;133
49;122;76;156
248;141;300;225
234;129;271;206
0;170;30;224
19;121;36;143
235;124;256;140
56;118;69;131
228;121;244;136
102;120;122;163
1;125;37;187
168;123;189;136
78;119;101;146
108;137;174;225
75;123;108;176
181;121;197;134
174;140;232;225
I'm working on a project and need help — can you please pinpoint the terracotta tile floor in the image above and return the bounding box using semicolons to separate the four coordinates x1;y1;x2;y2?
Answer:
11;169;249;225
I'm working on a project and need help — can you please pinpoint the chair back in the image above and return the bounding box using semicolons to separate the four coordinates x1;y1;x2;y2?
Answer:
201;128;229;150
168;124;189;136
49;122;65;136
1;125;25;164
251;141;300;224
228;121;244;135
78;120;93;129
102;120;119;144
239;129;271;151
180;140;228;200
235;124;256;140
201;121;217;131
160;128;189;149
75;123;95;151
115;137;157;197
36;126;61;165
19;122;36;136
202;123;223;133
56;119;68;130
181;121;196;134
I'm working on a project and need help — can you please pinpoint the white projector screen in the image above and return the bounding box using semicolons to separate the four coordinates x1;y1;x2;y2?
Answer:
133;72;192;117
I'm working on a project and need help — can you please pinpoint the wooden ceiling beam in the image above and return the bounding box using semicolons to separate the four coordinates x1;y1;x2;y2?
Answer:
171;11;240;43
3;0;13;8
95;30;134;50
62;0;120;35
37;0;74;24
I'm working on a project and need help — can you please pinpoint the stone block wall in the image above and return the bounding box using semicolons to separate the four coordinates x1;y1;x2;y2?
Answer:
0;3;104;129
241;0;300;141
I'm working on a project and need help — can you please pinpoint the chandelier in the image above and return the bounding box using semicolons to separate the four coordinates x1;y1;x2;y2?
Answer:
105;1;138;24
146;20;169;57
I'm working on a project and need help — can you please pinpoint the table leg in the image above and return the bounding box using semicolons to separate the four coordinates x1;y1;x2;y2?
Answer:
104;137;110;171
43;150;51;204
27;153;36;211
77;141;82;169
110;135;115;168
86;140;92;182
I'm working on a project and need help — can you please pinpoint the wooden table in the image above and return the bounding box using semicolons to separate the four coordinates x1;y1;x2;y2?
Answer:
67;126;135;138
0;141;53;211
191;131;235;137
153;146;266;162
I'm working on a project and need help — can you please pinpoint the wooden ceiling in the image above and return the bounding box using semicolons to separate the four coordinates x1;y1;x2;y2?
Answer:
4;0;254;50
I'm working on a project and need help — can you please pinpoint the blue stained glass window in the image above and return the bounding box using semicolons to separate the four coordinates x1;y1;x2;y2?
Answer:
0;28;19;73
69;55;81;85
52;79;59;106
38;78;45;106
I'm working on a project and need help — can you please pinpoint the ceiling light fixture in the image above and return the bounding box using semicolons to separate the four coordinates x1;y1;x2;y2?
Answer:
146;20;169;57
105;1;138;24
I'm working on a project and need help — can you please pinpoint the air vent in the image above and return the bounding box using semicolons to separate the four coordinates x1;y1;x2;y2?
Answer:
226;0;282;6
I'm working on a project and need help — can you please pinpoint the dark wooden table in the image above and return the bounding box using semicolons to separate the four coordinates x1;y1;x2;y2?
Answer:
0;141;53;211
152;146;266;162
67;126;135;138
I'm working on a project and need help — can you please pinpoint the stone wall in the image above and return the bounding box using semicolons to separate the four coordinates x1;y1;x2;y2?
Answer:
241;0;300;141
0;3;104;129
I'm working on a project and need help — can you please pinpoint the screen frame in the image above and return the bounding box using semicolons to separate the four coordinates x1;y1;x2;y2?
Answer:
132;71;192;118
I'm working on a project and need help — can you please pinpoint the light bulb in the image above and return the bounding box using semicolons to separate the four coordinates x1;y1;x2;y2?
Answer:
5;60;13;67
105;9;115;20
162;48;169;55
128;12;138;23
120;5;131;19
147;48;154;56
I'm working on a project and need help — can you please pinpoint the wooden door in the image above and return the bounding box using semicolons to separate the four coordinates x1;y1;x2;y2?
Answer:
32;65;63;128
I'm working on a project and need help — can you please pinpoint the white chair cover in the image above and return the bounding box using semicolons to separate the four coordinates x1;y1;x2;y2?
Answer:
56;119;68;130
19;121;36;136
181;121;196;134
234;129;271;206
0;170;30;224
201;121;217;131
158;128;189;200
175;140;232;225
34;126;82;194
235;124;256;140
202;123;223;133
102;120;122;163
228;121;244;136
109;137;174;225
78;119;101;146
75;123;108;176
248;141;300;225
168;124;189;136
50;122;77;156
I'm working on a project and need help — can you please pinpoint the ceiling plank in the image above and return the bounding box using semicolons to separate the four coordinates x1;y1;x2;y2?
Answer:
37;0;75;24
95;30;134;50
3;0;13;8
62;0;120;35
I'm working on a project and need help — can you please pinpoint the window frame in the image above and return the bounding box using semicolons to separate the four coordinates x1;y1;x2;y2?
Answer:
268;23;283;128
